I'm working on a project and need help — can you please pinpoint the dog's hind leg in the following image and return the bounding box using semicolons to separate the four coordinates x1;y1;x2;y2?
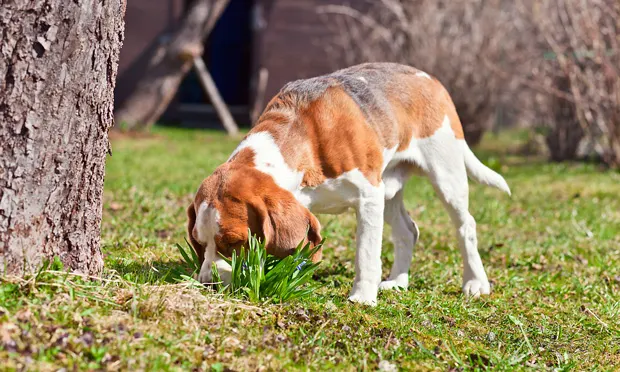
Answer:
431;173;490;296
379;189;419;290
424;143;490;297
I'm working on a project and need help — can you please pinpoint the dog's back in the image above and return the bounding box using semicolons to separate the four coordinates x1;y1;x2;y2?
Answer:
254;63;472;187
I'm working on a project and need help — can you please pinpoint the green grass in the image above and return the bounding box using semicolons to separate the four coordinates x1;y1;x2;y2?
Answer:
207;234;323;303
1;127;619;371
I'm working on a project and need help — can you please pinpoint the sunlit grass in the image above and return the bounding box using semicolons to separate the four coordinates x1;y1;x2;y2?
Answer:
0;127;618;371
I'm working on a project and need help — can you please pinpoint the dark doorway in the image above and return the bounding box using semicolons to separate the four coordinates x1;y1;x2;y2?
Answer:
177;0;254;109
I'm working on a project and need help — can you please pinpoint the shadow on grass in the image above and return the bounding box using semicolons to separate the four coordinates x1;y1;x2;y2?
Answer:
315;261;349;276
106;258;194;285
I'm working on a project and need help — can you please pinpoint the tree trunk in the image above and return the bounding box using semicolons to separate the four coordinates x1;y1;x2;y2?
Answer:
545;77;585;162
0;0;125;275
114;0;230;130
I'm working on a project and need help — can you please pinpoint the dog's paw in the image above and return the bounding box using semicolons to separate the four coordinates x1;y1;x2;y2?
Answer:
348;279;379;306
197;264;213;284
462;279;491;298
348;292;377;306
197;259;232;285
378;279;408;291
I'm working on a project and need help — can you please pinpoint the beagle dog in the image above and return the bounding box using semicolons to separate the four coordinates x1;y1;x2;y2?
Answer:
187;63;510;305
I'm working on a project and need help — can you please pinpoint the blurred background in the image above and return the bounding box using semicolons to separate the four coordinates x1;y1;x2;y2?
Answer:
113;0;620;168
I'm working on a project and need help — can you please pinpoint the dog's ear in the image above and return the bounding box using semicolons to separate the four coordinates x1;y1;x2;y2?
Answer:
186;203;205;264
248;192;322;259
306;210;322;247
306;210;323;262
246;196;275;247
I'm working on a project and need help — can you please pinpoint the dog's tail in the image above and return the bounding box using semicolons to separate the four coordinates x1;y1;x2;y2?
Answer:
462;142;511;195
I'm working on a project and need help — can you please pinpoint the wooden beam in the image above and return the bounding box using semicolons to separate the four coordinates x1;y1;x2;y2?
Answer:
192;56;239;136
251;67;269;125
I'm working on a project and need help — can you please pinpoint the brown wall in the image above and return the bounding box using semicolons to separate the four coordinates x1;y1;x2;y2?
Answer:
260;0;353;99
114;0;362;123
115;0;184;107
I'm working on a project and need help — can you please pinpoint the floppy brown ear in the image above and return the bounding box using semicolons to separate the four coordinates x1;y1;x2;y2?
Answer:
306;210;323;263
186;203;205;264
247;197;275;247
306;211;322;247
249;193;323;259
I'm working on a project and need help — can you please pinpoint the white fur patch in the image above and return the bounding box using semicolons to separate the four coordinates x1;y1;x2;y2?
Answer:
294;168;385;305
382;146;398;172
382;166;408;200
296;168;375;214
357;76;368;84
389;114;454;172
381;146;400;199
195;202;219;245
415;71;432;80
230;131;303;191
213;258;232;284
194;205;234;286
349;178;385;305
195;202;220;261
195;202;225;284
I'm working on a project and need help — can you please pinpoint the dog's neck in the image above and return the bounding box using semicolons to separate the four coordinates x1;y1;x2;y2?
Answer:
228;129;305;194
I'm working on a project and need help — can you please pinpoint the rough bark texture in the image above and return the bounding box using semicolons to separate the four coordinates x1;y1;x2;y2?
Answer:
114;0;230;130
0;0;125;275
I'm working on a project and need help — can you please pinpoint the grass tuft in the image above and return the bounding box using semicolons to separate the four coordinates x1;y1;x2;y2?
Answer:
175;231;324;303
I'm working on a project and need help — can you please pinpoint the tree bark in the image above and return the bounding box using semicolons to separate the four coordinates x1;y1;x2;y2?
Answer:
114;0;230;131
0;0;125;275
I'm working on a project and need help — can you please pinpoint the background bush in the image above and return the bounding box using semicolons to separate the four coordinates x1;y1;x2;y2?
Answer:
321;0;620;168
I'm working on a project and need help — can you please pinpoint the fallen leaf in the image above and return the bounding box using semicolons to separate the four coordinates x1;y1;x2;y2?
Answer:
155;229;171;239
109;202;123;211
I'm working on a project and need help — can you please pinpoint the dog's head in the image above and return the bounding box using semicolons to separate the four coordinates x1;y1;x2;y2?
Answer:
186;161;322;266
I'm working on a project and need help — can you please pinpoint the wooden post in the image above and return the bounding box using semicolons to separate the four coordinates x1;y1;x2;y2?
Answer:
192;57;239;136
251;68;269;125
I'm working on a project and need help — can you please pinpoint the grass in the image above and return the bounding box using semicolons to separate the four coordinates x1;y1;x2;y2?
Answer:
176;233;323;303
1;126;619;371
213;236;322;304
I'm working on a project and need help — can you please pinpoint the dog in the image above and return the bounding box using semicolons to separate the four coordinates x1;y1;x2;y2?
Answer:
187;63;510;305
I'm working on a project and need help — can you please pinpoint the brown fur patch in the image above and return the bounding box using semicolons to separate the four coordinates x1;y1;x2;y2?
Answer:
253;86;389;187
384;72;465;146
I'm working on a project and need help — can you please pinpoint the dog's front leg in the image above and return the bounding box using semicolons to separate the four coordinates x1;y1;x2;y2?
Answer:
348;182;385;306
197;254;232;286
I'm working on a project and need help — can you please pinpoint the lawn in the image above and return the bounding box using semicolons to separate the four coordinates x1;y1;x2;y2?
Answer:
1;127;619;371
